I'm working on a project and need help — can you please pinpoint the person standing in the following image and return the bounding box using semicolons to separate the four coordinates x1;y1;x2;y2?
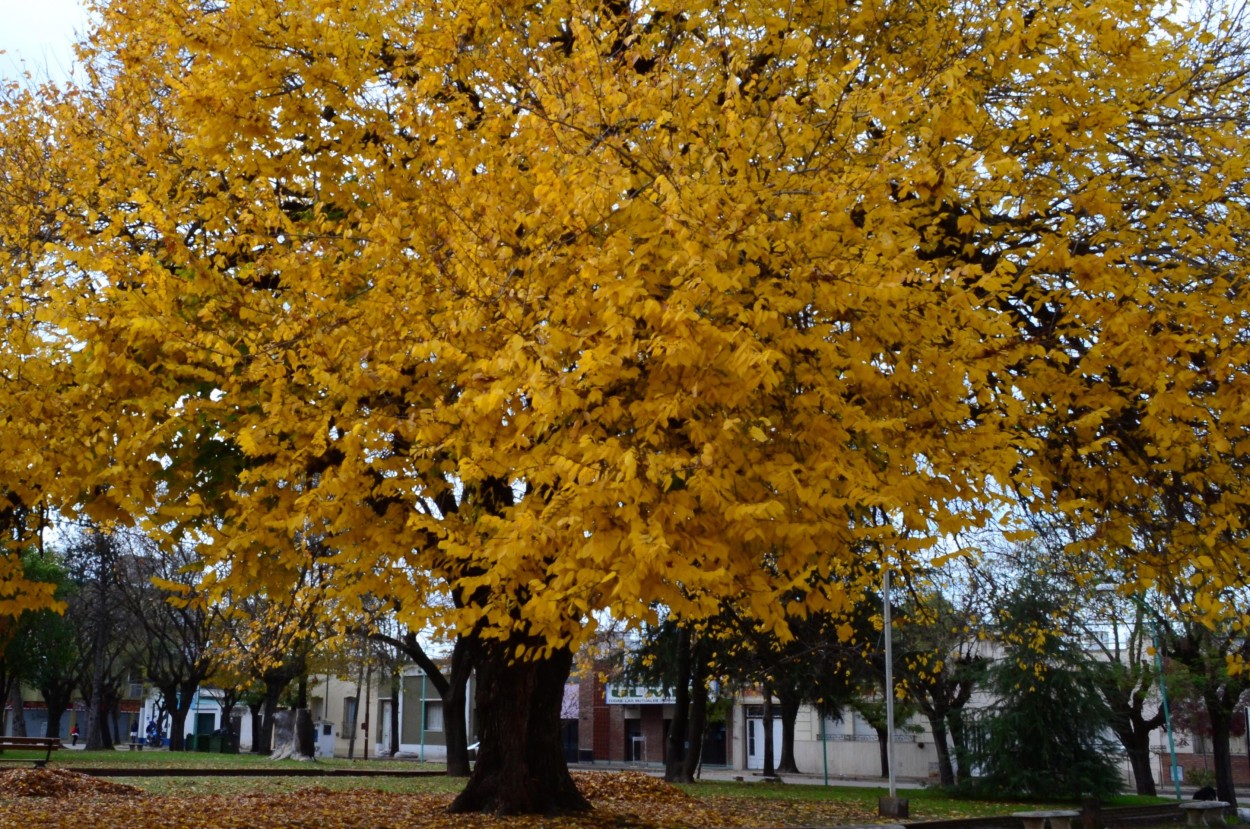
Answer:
70;725;79;746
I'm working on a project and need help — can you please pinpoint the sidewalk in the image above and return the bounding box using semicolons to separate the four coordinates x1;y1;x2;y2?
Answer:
570;761;928;788
571;761;1250;799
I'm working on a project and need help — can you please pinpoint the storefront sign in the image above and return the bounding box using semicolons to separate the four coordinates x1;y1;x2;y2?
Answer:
604;685;677;704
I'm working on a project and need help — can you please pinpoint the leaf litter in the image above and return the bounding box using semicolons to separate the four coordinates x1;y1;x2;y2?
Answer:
0;769;889;829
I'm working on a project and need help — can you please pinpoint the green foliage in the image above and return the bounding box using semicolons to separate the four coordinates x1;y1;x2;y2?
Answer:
970;571;1124;800
1187;767;1217;789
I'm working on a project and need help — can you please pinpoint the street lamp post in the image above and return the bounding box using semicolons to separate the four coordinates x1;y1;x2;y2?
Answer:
884;567;897;799
1096;585;1183;801
878;566;908;818
1144;614;1184;801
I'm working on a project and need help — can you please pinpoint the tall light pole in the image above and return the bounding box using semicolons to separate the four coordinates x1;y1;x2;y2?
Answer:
884;566;897;799
879;566;908;818
1096;585;1183;801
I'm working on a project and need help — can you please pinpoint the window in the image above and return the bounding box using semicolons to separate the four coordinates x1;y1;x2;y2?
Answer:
424;701;444;733
342;697;358;732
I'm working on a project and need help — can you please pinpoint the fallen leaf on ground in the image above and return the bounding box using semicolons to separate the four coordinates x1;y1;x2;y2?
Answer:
0;768;895;829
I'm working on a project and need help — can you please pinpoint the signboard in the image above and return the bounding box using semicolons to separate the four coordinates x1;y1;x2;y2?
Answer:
605;685;677;705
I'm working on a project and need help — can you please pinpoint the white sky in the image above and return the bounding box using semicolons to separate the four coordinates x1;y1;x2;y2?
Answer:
0;0;90;82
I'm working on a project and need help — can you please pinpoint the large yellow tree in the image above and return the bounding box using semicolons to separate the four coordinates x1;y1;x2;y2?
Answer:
1;0;1247;813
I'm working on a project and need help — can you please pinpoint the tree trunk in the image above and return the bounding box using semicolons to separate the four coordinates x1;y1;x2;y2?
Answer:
44;707;64;739
382;631;476;776
270;709;299;760
40;677;74;741
1112;724;1158;797
347;658;365;760
7;685;26;737
1208;698;1237;806
762;689;775;778
928;713;955;787
664;626;692;783
680;659;709;782
162;681;197;752
297;708;316;759
449;642;589;815
84;666;106;750
249;701;265;754
293;676;315;758
776;688;801;774
444;638;476;776
260;681;284;757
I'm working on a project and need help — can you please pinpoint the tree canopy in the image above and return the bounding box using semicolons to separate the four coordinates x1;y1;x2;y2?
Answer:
0;0;1247;813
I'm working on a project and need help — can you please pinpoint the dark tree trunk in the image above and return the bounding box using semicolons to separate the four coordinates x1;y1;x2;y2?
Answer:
1109;714;1159;797
294;677;315;758
762;689;775;777
680;658;709;782
296;708;316;758
260;681;283;757
928;713;955;787
249;701;265;754
374;629;476;775
44;707;65;739
0;670;15;736
162;680;198;752
1126;741;1157;797
8;685;26;737
664;626;692;783
40;676;74;741
776;688;801;774
449;642;589;815
444;639;475;776
1207;697;1237;806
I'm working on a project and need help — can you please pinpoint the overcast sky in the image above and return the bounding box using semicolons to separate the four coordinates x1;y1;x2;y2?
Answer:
0;0;90;82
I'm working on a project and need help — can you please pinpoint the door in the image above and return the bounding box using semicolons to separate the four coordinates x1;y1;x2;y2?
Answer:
378;700;393;756
745;715;783;770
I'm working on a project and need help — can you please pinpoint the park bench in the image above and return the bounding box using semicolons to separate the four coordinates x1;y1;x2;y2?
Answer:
0;736;62;767
1013;809;1080;829
1179;801;1230;826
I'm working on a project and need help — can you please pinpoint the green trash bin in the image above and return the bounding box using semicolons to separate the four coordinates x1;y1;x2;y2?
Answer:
208;735;223;753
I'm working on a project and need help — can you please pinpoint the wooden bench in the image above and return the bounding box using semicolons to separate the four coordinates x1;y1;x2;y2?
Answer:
0;736;62;767
1013;810;1080;829
1179;802;1230;826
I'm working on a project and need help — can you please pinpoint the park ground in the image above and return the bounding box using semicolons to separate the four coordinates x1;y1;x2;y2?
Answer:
0;752;1210;829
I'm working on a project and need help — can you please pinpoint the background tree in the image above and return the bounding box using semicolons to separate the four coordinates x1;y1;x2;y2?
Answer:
1158;583;1250;804
63;527;145;750
974;567;1123;800
109;530;219;752
212;559;332;758
895;584;989;788
612;612;718;783
369;617;476;775
1079;590;1169;797
20;550;77;739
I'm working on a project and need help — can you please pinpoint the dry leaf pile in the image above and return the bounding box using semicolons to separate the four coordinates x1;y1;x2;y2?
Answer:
0;768;887;829
0;767;146;798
